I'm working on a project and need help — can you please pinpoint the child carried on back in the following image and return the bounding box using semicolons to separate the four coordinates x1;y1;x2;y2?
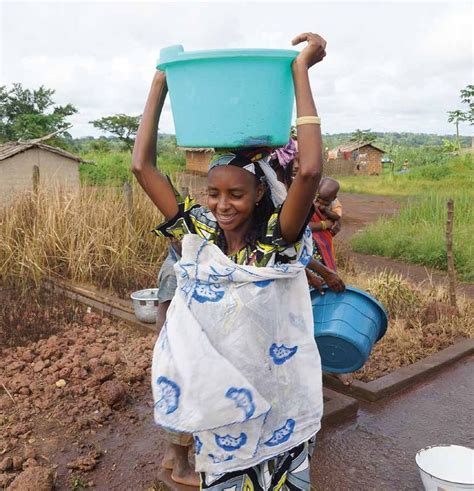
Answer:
309;177;342;271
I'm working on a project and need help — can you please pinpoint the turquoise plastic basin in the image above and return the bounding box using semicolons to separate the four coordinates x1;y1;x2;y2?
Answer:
311;287;388;373
157;45;298;148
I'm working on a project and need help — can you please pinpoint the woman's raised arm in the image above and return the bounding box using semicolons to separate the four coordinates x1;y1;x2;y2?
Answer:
279;33;326;243
132;71;179;220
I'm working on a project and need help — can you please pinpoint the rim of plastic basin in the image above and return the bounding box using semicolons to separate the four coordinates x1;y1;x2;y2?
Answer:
415;445;474;485
130;288;159;301
157;44;299;69
311;286;388;341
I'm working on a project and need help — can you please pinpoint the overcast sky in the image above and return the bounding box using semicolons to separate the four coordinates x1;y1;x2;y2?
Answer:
1;1;472;138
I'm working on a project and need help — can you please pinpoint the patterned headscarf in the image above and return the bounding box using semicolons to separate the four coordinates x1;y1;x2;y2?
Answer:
270;138;298;169
208;148;287;207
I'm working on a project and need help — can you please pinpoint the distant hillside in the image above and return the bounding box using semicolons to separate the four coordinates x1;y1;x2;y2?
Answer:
69;132;471;154
322;132;471;150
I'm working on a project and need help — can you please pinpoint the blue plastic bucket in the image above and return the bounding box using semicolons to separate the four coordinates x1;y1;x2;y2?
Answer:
311;287;388;373
157;45;298;148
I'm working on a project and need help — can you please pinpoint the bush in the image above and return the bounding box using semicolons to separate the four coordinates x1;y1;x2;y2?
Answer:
79;150;186;185
367;272;422;318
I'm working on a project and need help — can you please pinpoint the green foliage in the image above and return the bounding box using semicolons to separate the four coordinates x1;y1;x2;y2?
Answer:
351;192;473;282
90;113;141;152
79;150;186;185
459;84;473;125
384;145;450;168
338;155;473;196
347;156;474;281
447;110;467;125
350;128;376;144
322;132;470;151
0;83;77;143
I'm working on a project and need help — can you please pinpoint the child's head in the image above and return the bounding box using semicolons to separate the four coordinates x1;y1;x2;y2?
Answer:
317;177;339;205
207;150;274;239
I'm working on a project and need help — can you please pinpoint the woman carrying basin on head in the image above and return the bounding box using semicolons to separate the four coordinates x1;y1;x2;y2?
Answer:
132;32;327;490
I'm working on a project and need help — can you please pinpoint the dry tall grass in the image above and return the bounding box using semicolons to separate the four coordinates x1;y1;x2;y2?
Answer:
340;268;474;381
0;185;169;296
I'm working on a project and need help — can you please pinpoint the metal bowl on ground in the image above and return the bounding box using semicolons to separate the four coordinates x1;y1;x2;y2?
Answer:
130;288;159;323
311;286;388;373
416;444;474;490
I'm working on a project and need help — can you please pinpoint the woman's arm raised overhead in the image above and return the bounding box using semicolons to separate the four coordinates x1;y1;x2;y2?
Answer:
279;32;326;243
131;71;179;220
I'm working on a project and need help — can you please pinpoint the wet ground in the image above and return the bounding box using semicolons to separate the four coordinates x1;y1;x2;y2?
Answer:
18;357;471;490
311;356;474;490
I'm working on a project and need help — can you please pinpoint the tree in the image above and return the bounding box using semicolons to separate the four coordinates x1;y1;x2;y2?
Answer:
460;84;474;125
0;84;77;144
447;110;466;150
350;128;376;144
90;114;141;152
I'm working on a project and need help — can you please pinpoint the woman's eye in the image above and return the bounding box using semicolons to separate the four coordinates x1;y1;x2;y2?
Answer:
231;193;244;199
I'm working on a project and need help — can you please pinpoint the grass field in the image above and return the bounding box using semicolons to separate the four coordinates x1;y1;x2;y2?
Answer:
338;155;474;282
79;150;186;185
337;154;473;196
0;184;168;296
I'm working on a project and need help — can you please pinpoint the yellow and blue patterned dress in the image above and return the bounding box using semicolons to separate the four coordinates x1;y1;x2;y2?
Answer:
153;195;315;491
153;195;307;268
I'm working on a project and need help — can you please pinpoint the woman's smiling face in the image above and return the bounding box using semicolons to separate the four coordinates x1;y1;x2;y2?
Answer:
207;166;264;233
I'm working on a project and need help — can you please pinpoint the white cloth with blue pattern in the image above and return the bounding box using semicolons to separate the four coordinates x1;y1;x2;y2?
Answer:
152;232;323;474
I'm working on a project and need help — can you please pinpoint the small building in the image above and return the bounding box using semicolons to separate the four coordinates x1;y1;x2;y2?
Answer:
0;139;91;207
325;142;384;176
181;148;214;175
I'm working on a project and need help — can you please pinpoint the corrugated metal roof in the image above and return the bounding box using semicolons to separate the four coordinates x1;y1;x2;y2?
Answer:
330;141;385;153
0;141;92;163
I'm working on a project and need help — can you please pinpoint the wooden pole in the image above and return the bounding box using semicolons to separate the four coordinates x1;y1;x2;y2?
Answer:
123;182;133;231
32;165;40;195
446;199;457;308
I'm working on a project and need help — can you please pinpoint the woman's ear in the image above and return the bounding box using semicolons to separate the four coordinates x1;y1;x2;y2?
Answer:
256;183;266;203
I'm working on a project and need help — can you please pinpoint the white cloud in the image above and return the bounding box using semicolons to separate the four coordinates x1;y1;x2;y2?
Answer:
1;1;472;137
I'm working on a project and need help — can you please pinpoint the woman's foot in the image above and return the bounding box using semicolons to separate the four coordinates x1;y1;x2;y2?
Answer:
164;443;200;487
171;445;200;487
171;459;200;487
336;373;353;385
161;447;175;470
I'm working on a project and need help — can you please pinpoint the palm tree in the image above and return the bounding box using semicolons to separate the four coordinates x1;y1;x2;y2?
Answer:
447;110;467;151
350;128;376;144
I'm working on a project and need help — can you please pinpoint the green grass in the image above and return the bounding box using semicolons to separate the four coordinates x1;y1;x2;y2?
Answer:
79;150;186;185
347;155;473;281
337;154;473;197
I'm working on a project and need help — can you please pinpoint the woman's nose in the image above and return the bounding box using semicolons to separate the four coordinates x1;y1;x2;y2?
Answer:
217;196;231;211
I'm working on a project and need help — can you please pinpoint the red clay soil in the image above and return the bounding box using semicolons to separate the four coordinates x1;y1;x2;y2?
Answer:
0;313;160;490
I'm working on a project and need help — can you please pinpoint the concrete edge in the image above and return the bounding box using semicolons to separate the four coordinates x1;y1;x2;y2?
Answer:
322;388;359;425
44;279;155;335
323;338;474;401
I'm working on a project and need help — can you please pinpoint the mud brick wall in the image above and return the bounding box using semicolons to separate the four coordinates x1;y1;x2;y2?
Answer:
0;148;80;207
323;158;357;176
185;150;214;175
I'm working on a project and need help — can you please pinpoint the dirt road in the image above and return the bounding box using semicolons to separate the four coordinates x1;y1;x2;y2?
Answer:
337;192;474;297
